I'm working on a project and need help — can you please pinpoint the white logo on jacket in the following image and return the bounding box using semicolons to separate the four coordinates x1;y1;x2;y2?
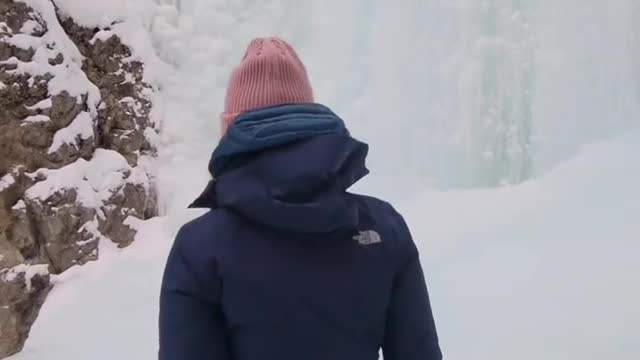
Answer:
353;230;382;245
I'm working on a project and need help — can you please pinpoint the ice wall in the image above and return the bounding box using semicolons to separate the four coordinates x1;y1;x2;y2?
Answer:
152;0;640;205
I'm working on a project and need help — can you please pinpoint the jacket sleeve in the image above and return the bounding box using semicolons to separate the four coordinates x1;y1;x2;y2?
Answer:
382;214;442;360
159;226;231;360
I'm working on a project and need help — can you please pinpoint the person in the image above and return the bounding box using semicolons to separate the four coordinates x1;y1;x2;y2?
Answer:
159;37;442;360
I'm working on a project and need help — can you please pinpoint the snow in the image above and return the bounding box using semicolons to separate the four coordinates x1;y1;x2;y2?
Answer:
77;217;105;245
0;174;16;192
119;97;146;117
52;0;170;84
22;114;50;124
10;217;172;360
12;200;27;211
19;19;43;35
88;29;112;44
9;0;640;359
4;33;40;50
404;132;640;359
12;130;640;360
26;149;149;210
47;111;94;153
53;0;152;29
6;0;102;137
25;98;52;111
43;0;170;143
1;264;49;291
0;21;11;34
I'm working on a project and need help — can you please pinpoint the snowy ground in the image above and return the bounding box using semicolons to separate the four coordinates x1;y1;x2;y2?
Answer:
13;130;640;360
11;0;640;359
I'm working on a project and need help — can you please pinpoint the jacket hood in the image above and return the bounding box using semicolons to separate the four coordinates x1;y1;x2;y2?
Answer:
191;104;369;235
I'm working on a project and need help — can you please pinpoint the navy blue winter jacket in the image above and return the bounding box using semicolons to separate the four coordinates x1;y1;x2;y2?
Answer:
159;104;442;360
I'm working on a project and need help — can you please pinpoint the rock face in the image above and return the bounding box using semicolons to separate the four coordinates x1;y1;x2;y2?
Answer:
0;265;50;358
0;0;158;357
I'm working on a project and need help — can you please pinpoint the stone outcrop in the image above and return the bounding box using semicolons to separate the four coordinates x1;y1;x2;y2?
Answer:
0;0;158;357
0;265;51;359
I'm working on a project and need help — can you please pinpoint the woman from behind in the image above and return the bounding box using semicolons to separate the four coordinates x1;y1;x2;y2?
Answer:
159;37;442;360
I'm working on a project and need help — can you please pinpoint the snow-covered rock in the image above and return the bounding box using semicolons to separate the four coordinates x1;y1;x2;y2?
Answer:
0;0;159;356
0;264;50;359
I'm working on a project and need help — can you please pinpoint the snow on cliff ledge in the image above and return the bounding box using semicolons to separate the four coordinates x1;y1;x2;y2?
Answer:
51;0;169;83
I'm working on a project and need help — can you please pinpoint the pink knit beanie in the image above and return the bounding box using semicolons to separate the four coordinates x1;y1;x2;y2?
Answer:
220;37;314;133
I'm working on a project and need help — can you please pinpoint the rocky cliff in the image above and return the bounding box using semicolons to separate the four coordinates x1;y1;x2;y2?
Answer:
0;0;158;357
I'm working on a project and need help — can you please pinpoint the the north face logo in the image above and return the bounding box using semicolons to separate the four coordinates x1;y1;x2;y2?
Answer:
353;230;382;245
